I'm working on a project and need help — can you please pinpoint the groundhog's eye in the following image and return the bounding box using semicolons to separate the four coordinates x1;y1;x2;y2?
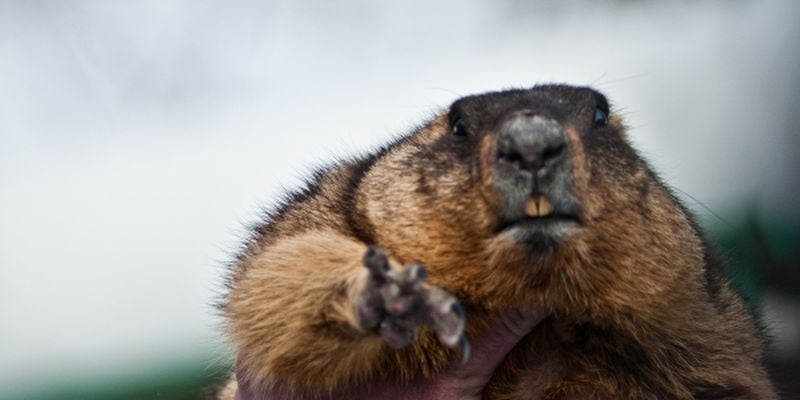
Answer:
452;119;468;137
593;106;608;128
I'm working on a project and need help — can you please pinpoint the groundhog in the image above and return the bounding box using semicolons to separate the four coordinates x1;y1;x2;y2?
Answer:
219;85;777;399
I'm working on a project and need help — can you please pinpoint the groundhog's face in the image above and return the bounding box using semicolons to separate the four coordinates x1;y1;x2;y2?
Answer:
407;85;637;252
449;86;612;250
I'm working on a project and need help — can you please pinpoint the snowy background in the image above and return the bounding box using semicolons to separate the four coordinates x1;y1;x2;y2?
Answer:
1;0;798;398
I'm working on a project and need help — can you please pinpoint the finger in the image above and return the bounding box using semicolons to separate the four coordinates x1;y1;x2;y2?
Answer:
427;289;466;348
396;263;427;293
454;308;550;378
434;304;465;347
363;246;391;283
357;296;385;329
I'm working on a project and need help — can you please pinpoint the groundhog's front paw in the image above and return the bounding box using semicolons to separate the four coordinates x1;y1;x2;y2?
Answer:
358;246;469;359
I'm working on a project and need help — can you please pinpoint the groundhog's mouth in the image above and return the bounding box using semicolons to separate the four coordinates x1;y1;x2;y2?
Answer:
515;213;581;227
495;195;581;245
498;209;580;231
523;195;580;221
522;196;580;221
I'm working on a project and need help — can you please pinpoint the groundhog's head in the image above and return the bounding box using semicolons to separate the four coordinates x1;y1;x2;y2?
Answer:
359;84;703;311
448;86;609;249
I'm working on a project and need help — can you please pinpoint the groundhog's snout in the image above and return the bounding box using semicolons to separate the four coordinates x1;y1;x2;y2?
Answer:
496;112;567;177
492;110;579;240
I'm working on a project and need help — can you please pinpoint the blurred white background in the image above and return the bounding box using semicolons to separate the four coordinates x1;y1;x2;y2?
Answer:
1;0;798;397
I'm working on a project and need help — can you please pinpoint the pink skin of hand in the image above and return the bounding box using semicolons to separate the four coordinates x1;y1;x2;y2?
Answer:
235;308;551;400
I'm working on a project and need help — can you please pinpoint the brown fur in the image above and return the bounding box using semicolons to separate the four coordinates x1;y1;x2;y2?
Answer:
220;85;776;399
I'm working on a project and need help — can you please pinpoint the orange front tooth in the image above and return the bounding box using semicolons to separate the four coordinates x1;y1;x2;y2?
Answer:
538;196;552;217
525;197;540;217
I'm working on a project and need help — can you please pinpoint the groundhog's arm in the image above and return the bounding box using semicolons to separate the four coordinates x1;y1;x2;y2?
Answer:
225;229;466;395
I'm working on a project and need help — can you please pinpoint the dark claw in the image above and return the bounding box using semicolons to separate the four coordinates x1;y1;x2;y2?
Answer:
459;336;471;365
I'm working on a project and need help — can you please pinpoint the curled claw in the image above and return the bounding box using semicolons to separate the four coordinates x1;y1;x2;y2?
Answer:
459;336;471;365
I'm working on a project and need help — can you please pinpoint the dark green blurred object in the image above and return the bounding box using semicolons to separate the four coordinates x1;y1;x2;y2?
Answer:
9;357;231;400
711;213;800;312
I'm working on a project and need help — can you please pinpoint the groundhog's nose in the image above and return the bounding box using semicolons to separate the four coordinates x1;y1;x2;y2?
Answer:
496;112;566;175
